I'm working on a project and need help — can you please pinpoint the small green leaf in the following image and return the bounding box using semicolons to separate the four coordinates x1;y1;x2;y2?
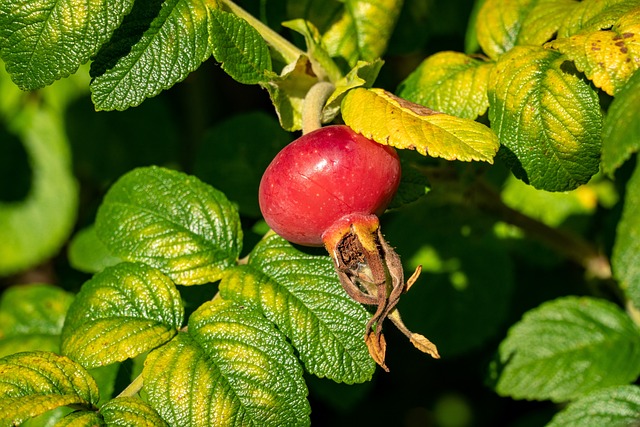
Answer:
101;397;168;427
61;262;183;368
397;51;494;120
68;225;122;274
90;0;213;111
488;46;602;191
341;87;500;162
602;69;640;175
95;166;242;285
558;0;640;38
144;300;310;427
0;352;100;426
194;112;291;217
262;55;319;131
219;233;375;383
612;162;640;308
0;104;78;276
492;296;640;402
208;8;273;84
547;7;640;96
547;385;640;427
322;0;403;67
0;0;134;90
55;411;104;427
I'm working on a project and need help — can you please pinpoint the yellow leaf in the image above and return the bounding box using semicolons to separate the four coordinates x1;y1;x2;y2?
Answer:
341;88;500;163
547;7;640;95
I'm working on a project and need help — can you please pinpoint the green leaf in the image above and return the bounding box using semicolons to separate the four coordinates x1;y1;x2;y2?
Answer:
0;352;100;426
491;296;640;402
95;166;242;285
193;111;291;217
322;0;403;67
488;46;602;191
397;51;494;120
144;301;310;427
262;55;319;131
342;87;500;162
61;262;183;368
0;104;78;276
323;59;383;121
68;225;122;274
518;0;577;46
54;411;104;427
612;162;640;309
558;0;640;38
208;8;273;84
547;7;640;96
547;385;640;427
219;233;376;383
90;0;213;111
0;284;74;358
0;0;134;90
101;397;168;427
602;70;640;175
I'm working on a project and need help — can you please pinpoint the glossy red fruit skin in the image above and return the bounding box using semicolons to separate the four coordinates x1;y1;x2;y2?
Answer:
259;125;401;246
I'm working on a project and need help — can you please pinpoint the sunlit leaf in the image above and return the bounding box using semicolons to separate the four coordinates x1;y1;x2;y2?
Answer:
61;262;183;368
95;166;242;285
144;300;310;427
475;0;533;59
219;233;375;383
90;0;214;110
548;7;640;96
0;352;99;426
488;46;601;191
558;0;640;38
55;410;104;427
602;69;640;175
518;0;577;46
101;397;168;427
0;0;134;90
547;385;640;427
341;87;499;162
492;296;640;402
397;51;494;119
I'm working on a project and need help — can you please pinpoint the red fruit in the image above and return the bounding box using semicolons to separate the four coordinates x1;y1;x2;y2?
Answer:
259;125;401;246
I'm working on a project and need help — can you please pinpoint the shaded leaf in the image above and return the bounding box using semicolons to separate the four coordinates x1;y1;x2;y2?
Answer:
612;162;640;309
488;46;601;191
95;166;242;285
208;8;273;84
0;0;134;90
602;69;640;175
0;352;99;426
90;0;213;110
547;7;640;96
341;87;499;162
144;300;310;427
492;296;640;402
397;51;494;119
219;233;376;383
101;397;168;427
0;104;78;276
68;225;122;274
61;262;183;368
322;0;403;67
547;385;640;427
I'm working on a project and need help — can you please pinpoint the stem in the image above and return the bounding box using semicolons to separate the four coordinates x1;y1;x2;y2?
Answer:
220;0;304;64
302;81;335;134
116;372;144;398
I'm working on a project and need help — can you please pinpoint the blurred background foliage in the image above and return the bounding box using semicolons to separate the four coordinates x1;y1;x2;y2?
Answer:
0;0;629;425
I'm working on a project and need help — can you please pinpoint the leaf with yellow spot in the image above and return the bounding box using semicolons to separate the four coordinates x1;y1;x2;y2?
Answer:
61;262;183;368
488;46;602;191
54;411;104;426
101;397;168;427
341;88;500;163
95;166;242;285
547;7;640;95
219;233;375;383
0;352;100;426
143;299;310;427
0;0;134;90
557;0;640;38
397;51;494;120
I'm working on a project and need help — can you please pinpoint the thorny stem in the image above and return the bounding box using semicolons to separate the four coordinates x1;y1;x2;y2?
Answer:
302;81;336;134
220;0;304;64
